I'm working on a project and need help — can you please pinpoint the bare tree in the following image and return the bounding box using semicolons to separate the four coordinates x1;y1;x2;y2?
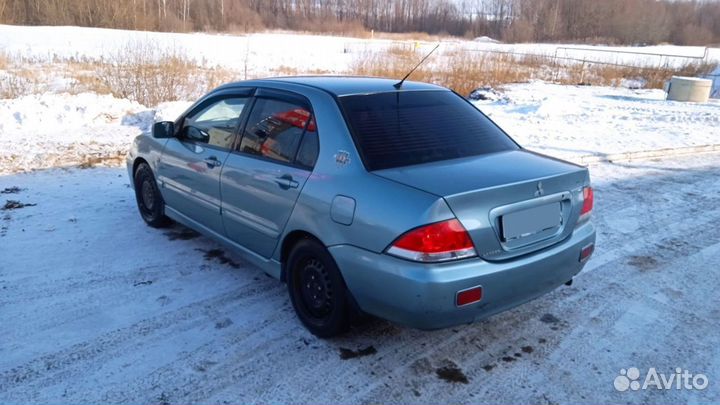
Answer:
0;0;718;45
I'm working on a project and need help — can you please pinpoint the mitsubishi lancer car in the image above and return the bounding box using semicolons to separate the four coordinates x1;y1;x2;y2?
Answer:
127;76;596;337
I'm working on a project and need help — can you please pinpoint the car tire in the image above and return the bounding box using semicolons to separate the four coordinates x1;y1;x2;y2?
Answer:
133;162;171;228
287;238;350;338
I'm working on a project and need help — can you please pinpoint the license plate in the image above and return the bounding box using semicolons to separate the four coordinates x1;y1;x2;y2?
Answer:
502;203;561;240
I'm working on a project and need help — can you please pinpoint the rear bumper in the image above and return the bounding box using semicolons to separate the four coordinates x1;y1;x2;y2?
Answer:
328;222;596;330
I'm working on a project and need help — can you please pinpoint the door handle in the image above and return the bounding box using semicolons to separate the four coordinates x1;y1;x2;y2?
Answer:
274;175;299;189
204;156;222;168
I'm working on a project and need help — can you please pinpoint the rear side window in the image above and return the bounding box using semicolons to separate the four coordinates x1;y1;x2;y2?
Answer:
296;117;318;169
239;98;313;165
339;91;518;171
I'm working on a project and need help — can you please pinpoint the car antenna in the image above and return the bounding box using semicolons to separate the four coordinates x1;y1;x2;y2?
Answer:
393;43;440;89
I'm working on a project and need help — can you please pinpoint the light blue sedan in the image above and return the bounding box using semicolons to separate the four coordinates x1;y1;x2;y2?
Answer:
127;77;596;337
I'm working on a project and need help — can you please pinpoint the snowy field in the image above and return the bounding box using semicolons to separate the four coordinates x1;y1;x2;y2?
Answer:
2;24;720;73
1;152;719;404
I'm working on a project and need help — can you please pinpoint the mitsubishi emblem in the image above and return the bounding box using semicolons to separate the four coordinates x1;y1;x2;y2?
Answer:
535;181;544;197
334;150;350;167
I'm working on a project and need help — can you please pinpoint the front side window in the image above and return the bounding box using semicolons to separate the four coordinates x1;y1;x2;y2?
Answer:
182;98;247;149
239;98;314;166
339;90;519;171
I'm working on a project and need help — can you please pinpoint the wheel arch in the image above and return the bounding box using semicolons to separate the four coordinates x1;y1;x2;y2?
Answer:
279;230;324;282
132;157;150;178
279;229;363;318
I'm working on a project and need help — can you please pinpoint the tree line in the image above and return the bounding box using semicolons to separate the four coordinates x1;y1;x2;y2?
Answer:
1;0;719;46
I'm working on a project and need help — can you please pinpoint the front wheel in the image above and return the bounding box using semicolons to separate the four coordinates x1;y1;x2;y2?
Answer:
287;239;350;338
133;162;171;228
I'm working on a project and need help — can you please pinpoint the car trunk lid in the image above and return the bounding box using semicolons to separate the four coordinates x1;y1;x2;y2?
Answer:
373;150;589;261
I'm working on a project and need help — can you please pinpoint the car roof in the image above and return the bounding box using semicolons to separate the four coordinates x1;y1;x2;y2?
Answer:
216;76;447;97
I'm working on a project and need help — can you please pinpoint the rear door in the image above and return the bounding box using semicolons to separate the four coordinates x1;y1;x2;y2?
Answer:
158;91;251;234
220;89;319;258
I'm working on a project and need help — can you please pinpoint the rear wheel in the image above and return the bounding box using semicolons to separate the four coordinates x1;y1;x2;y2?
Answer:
287;239;349;337
133;162;171;228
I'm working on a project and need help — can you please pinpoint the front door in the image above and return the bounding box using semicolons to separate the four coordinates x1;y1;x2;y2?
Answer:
221;92;319;257
158;94;250;235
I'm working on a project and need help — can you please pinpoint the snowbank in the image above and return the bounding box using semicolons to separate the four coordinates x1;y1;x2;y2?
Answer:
473;36;499;43
0;93;191;173
472;82;720;162
0;93;144;134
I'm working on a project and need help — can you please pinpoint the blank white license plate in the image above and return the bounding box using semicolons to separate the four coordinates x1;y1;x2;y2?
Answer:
502;203;561;240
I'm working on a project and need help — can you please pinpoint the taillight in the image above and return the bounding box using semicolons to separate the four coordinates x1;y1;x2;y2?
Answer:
578;186;593;222
386;219;477;262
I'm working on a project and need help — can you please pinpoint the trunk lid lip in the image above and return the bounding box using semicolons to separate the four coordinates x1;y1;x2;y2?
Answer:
442;173;584;199
369;148;584;175
371;149;588;198
370;149;515;173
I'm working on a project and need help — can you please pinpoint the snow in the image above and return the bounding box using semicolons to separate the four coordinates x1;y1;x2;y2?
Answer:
472;82;720;163
0;93;191;173
472;36;499;43
1;24;718;74
0;92;143;172
1;152;719;404
0;24;356;75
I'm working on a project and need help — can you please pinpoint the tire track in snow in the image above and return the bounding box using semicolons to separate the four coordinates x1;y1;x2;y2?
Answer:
0;264;243;349
0;280;280;397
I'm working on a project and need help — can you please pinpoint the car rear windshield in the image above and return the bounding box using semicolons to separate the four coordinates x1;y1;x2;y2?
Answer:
339;90;518;171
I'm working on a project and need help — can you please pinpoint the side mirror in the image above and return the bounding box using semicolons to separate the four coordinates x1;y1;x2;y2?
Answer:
152;121;175;138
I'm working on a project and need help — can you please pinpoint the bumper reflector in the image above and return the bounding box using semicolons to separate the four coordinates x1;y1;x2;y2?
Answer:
580;243;595;262
456;286;483;307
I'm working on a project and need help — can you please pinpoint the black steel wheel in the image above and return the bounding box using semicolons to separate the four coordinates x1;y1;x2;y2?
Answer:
287;239;349;337
133;162;171;228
